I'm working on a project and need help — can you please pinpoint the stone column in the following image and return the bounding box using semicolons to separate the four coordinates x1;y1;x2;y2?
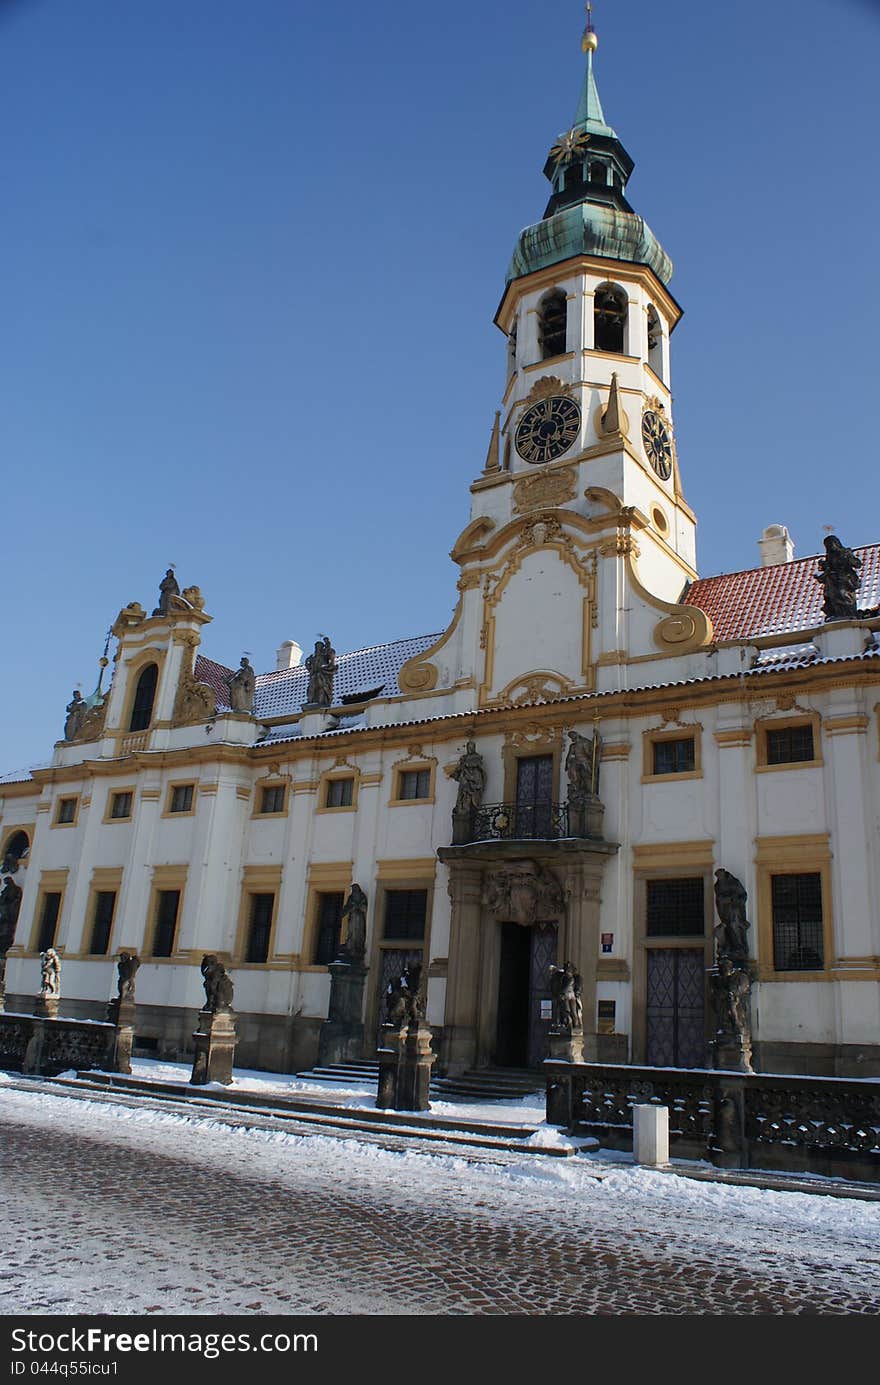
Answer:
440;863;484;1074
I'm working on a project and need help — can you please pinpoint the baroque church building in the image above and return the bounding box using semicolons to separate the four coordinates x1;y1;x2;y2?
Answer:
2;21;879;1079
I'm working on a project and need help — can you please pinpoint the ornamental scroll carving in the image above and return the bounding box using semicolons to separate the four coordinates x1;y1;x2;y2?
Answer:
172;634;216;728
513;467;577;514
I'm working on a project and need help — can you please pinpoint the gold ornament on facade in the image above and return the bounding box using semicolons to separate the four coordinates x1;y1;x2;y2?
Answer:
523;375;573;406
517;513;563;549
512;467;576;514
549;128;591;166
457;571;481;591
398;662;438;694
172;646;217;728
112;602;146;637
68;700;107;745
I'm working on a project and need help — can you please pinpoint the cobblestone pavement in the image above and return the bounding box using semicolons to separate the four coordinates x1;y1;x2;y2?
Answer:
2;1086;879;1315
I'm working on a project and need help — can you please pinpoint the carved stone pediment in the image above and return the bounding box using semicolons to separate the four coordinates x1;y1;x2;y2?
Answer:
513;467;576;514
483;860;566;927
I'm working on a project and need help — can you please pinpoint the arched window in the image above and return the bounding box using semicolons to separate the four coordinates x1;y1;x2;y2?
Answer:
129;663;158;733
647;304;663;377
589;161;607;185
1;830;29;875
594;285;627;354
538;290;568;360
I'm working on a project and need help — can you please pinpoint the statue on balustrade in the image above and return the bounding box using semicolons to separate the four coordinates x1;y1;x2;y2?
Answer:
711;956;752;1049
549;961;583;1034
451;741;486;816
228;657;256;714
40;948;61;999
116;952;141;1002
565;728;600;806
0;876;23;954
200;954;234;1014
305;636;337;707
384;963;424;1029
815;535;862;621
63;690;87;742
713;869;750;963
340;883;368;962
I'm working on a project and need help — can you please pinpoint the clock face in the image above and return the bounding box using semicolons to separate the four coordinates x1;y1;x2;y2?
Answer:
514;396;581;465
642;409;673;479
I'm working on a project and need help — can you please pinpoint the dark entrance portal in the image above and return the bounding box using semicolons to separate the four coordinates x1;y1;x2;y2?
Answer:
496;921;558;1068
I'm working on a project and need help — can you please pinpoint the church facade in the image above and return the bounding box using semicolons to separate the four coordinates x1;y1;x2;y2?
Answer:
2;21;879;1079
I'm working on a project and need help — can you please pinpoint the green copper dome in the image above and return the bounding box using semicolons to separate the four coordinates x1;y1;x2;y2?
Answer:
505;39;673;288
507;201;673;287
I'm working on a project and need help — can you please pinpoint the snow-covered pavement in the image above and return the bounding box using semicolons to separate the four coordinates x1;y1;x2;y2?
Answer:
1;1075;879;1315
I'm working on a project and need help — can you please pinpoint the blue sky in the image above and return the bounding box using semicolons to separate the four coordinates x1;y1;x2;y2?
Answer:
0;0;878;771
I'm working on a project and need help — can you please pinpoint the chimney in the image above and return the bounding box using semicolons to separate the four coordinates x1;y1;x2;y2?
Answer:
275;640;303;672
758;524;795;568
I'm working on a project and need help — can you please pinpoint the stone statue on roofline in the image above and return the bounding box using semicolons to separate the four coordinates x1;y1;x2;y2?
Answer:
63;690;87;742
228;657;256;714
815;535;862;621
304;636;337;707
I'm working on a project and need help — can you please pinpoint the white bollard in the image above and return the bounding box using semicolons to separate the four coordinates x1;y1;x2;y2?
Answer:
633;1104;669;1166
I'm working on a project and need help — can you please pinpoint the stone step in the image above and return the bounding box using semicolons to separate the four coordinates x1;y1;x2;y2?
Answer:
66;1071;572;1158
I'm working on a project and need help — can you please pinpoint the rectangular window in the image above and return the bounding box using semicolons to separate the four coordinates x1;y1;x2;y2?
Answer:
766;724;815;766
325;778;354;809
652;737;696;776
89;891;117;956
398;769;431;801
259;785;286;815
110;791;132;820
383;889;428;941
771;873;824;971
646;878;704;938
245;892;274;964
169;784;194;814
56;798;77;825
313;891;345;965
152;889;181;957
37;893;62;952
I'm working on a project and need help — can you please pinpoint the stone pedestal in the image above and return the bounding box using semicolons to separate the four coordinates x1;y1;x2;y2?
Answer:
33;995;59;1020
569;795;605;841
106;997;136;1074
318;960;368;1066
376;1022;436;1111
548;1028;584;1064
451;809;472;846
190;1008;237;1085
711;1033;753;1075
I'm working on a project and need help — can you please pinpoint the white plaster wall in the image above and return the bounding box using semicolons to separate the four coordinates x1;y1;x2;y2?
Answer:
488;548;587;697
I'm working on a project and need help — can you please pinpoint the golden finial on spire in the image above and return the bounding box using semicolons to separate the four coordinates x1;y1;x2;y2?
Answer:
582;2;598;52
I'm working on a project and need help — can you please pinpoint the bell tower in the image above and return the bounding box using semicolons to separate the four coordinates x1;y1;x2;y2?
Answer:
474;11;696;602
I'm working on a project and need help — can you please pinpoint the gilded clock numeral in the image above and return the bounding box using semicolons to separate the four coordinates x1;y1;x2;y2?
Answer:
642;409;672;480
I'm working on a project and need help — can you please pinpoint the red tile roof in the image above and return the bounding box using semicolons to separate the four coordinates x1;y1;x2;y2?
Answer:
194;654;235;711
686;545;880;643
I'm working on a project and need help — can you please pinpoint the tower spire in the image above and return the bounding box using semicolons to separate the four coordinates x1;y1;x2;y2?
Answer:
574;4;613;136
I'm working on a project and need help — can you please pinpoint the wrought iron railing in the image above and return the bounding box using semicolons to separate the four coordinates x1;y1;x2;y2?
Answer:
466;802;571;842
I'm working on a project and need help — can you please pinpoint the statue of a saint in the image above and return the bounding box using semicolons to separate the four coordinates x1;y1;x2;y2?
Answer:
200;954;234;1013
815;535;862;621
116;952;141;1002
565;729;600;807
228;657;256;713
0;876;23;954
711;957;752;1046
385;963;423;1028
451;741;485;815
305;637;336;707
155;568;182;617
340;883;368;961
40;948;61;999
713;868;750;962
549;961;583;1033
63;690;87;742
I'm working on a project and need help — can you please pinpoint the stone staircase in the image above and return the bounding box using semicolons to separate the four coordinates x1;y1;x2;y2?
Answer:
298;1061;543;1104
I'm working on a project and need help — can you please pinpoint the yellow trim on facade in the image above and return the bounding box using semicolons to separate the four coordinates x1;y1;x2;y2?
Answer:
754;833;834;983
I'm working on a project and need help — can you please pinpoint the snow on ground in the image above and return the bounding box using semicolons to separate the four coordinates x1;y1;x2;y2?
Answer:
118;1057;548;1127
3;1074;879;1254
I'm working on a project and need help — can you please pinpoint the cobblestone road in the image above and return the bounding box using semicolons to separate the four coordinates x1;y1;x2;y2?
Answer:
2;1086;879;1315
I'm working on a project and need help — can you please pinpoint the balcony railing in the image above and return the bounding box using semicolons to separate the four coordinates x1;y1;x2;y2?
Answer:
465;802;571;843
